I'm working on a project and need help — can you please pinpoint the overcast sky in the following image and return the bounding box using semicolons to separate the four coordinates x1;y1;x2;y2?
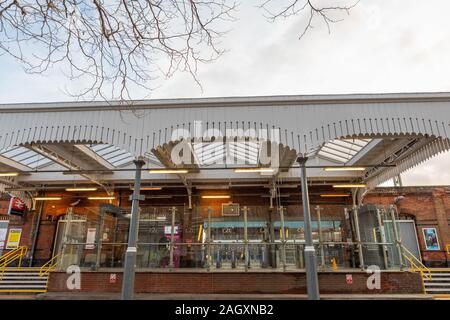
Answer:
0;0;449;186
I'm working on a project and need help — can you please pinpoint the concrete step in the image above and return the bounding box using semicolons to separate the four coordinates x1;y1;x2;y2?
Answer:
425;288;450;293
1;280;48;283
1;276;47;280
425;283;450;287
1;272;42;276
0;285;47;288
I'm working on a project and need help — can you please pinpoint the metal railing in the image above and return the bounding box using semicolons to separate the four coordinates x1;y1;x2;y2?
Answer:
53;241;401;272
401;244;431;293
39;254;61;277
0;246;28;279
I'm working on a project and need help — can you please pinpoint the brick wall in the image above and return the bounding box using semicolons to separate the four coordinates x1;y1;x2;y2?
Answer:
47;270;422;294
364;186;450;267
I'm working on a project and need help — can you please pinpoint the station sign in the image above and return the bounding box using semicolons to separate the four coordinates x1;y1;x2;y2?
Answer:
7;197;27;216
222;203;240;216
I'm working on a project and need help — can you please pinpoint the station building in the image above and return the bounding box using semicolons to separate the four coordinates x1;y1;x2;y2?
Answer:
0;93;449;296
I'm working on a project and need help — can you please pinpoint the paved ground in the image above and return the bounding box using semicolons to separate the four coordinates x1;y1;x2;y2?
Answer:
0;292;437;300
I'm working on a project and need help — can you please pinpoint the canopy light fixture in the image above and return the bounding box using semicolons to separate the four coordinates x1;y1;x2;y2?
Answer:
195;185;229;190
65;187;98;192
234;168;275;173
35;197;62;201
88;196;116;200
202;195;231;199
148;169;189;174
135;186;162;191
324;167;366;172
333;184;367;188
320;194;351;197
0;172;19;177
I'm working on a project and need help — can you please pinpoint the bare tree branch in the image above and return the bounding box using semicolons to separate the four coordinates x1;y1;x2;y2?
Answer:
259;0;359;39
0;0;237;100
0;1;358;101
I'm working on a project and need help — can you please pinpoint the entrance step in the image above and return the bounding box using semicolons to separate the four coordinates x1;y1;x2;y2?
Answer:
424;269;450;295
0;269;49;293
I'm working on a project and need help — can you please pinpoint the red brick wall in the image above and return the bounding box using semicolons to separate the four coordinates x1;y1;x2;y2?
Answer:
47;270;422;294
364;187;450;267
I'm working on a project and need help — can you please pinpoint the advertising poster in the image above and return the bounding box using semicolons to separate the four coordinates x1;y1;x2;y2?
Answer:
6;228;22;249
422;227;440;251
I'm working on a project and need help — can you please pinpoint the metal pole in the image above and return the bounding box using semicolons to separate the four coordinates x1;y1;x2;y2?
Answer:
390;205;404;270
206;207;212;271
95;207;105;270
297;157;320;300
121;159;145;300
243;206;249;271
352;205;365;270
169;206;176;268
316;206;325;268
29;200;44;267
376;208;389;269
279;206;287;271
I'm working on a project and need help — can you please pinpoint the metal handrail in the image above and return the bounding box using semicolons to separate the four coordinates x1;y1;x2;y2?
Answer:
39;254;61;277
0;246;28;279
446;244;450;254
401;244;430;275
401;244;432;294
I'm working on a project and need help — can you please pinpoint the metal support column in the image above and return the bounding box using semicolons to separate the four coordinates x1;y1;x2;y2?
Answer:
316;206;325;268
390;205;404;270
121;159;145;300
95;207;106;270
206;207;212;271
243;206;249;271
376;208;389;269
169;206;176;268
279;206;287;271
28;200;44;267
297;157;320;300
352;205;365;270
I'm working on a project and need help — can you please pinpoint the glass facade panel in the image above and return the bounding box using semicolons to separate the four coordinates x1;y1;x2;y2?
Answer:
52;204;403;271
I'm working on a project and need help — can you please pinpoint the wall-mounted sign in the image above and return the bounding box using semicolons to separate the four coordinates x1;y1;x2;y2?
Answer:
164;225;179;234
0;221;8;250
6;228;22;249
109;273;117;284
8;197;26;216
222;203;240;216
422;227;440;251
85;228;96;249
346;274;353;285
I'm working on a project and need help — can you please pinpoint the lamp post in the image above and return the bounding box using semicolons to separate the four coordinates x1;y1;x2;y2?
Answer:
121;158;145;300
297;157;320;300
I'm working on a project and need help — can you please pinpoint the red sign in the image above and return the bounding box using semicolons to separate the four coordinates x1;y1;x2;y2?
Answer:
109;273;117;284
346;274;353;285
8;197;27;216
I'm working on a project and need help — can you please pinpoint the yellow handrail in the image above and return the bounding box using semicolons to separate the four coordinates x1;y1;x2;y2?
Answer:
446;244;450;254
401;244;432;293
0;246;28;279
39;254;61;277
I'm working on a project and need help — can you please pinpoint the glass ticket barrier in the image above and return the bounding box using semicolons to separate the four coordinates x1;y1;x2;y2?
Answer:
205;221;267;269
273;220;343;268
